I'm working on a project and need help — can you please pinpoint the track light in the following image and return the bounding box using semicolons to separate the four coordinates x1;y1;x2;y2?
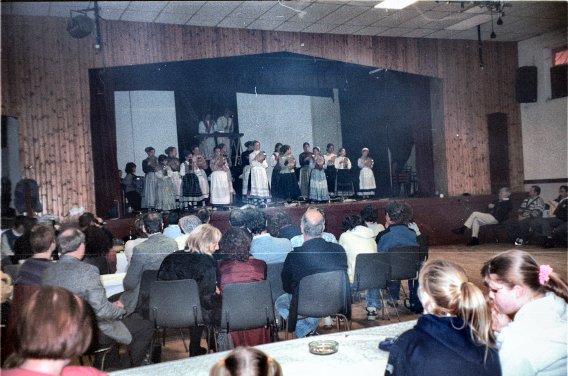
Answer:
497;16;503;25
67;14;94;39
490;31;496;39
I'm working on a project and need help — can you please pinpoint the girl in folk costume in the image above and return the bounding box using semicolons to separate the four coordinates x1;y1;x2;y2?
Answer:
165;146;182;203
210;147;234;206
298;142;312;198
276;145;301;200
358;147;376;198
268;142;282;193
240;141;254;200
335;147;354;197
198;113;216;161
155;154;177;212
142;146;159;210
191;146;210;202
309;147;330;202
249;141;271;206
180;150;203;210
324;143;337;197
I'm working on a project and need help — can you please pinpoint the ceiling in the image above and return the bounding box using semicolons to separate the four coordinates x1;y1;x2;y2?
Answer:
2;1;567;43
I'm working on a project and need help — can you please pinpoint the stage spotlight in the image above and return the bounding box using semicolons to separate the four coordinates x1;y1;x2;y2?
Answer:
67;14;94;39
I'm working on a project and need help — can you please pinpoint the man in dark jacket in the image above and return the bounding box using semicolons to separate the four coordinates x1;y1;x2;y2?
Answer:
452;187;512;246
275;207;347;337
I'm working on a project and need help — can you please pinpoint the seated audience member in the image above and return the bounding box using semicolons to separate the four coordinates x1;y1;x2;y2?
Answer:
377;201;419;308
197;208;211;224
162;211;182;239
248;209;292;264
229;209;252;238
218;228;270;347
158;224;222;356
338;214;379;320
175;215;202;251
360;205;385;237
289;208;337;247
276;207;348;337
5;224;56;360
118;212;177;315
482;250;568;376
11;216;38;263
83;225;115;275
209;347;282;376
2;287;106;376
531;185;567;248
124;215;147;265
42;229;153;367
453;187;512;246
506;185;544;245
386;260;501;376
269;211;301;240
1;215;27;261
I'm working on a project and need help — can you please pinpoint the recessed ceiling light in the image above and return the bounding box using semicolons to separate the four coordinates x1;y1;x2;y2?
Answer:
375;0;419;10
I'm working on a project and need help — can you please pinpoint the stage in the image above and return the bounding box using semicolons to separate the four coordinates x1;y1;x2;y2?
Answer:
104;193;526;246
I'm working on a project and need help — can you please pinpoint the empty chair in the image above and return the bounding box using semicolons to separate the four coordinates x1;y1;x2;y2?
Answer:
149;279;208;355
287;270;351;338
266;262;285;305
219;280;275;349
352;252;393;320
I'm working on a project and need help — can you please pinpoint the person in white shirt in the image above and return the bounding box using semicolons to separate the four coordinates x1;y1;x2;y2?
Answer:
482;250;568;376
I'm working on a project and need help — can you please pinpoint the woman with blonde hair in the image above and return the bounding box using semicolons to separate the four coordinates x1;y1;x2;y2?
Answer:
386;259;501;376
210;347;282;376
481;250;567;376
157;224;222;357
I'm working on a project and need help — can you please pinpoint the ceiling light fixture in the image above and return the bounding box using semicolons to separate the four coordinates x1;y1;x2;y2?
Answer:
66;1;102;50
375;0;419;10
490;9;496;39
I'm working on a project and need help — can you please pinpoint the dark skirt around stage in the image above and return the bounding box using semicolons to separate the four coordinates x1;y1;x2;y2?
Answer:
276;173;300;200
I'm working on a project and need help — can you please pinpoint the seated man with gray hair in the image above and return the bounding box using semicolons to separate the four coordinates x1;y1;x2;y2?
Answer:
275;207;347;337
452;187;512;246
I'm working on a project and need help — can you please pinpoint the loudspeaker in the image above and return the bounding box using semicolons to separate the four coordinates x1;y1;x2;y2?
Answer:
516;66;537;103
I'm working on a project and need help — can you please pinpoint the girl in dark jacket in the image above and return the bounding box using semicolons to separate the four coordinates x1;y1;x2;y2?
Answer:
385;259;501;376
157;224;222;356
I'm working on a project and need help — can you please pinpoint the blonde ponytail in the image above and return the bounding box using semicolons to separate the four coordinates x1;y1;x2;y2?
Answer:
457;280;494;354
209;347;282;376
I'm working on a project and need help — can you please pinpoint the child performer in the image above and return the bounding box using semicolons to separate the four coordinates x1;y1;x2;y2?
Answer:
324;143;337;197
309;147;330;202
142;146;159;210
298;142;312;199
334;147;353;198
249;141;271;206
191;146;209;204
276;145;300;201
357;147;376;198
165;146;182;204
180;150;203;210
155;154;177;212
210;147;233;206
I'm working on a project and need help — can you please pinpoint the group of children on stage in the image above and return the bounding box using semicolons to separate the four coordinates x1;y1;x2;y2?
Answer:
132;141;377;212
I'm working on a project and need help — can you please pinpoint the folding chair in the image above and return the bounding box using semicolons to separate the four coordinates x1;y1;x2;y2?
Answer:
388;246;421;320
352;252;393;320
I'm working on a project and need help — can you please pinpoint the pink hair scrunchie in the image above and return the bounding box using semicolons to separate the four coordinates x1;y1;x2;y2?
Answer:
539;264;553;285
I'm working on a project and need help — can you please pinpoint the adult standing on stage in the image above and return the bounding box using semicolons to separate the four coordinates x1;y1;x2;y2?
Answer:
298;142;312;199
165;146;182;204
241;141;254;201
210;147;233;206
357;147;376;198
180;150;203;210
335;147;354;198
198;113;216;161
276;145;300;201
309;147;329;202
191;146;209;203
268;142;282;192
216;108;234;160
142;146;158;210
249;141;271;206
324;143;337;197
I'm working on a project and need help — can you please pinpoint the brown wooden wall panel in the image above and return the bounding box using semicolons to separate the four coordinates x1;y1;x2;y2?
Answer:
1;15;523;217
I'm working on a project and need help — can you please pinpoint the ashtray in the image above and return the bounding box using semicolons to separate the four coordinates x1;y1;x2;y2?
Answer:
308;340;339;355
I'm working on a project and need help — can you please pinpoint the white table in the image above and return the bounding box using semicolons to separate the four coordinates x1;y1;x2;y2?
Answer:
101;272;126;298
110;320;416;376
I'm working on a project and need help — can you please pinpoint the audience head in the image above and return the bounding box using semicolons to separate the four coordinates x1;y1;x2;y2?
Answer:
78;212;101;229
385;201;406;225
179;215;202;235
419;259;493;349
186;224;222;255
219;227;252;262
498;187;511;199
197;208;211;224
29;224;56;255
481;250;568;315
13;215;27;233
360;205;379;224
133;214;147;238
401;202;415;223
529;185;541;197
83;226;112;257
274;143;282;153
167;211;180;226
342;214;363;232
301;207;325;238
229;209;247;228
209;347;282;376
57;228;85;256
267;211;291;237
142;212;163;235
246;209;267;235
19;216;38;234
5;287;94;369
125;162;136;174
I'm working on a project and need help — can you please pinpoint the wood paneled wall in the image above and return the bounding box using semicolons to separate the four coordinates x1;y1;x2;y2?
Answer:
1;15;523;217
